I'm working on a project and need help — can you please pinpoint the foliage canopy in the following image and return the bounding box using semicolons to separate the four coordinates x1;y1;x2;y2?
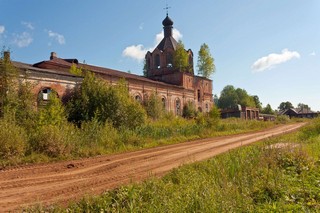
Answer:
197;43;215;78
67;72;146;129
218;85;257;109
173;41;190;72
278;101;293;111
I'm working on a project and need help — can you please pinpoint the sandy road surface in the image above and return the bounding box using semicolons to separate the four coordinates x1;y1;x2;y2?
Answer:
0;123;305;211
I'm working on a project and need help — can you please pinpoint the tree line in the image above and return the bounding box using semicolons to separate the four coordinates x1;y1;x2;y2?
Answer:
216;85;313;114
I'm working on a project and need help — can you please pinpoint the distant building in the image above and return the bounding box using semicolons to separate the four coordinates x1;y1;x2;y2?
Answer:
220;105;260;120
3;15;213;115
279;108;318;119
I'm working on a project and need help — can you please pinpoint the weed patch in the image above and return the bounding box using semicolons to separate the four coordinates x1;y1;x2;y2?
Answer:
36;119;320;212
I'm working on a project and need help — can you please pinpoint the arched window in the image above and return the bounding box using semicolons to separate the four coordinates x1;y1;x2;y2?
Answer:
155;54;160;69
198;107;203;113
37;88;58;106
205;103;209;113
39;88;55;101
135;94;142;103
161;97;166;109
166;53;173;68
175;98;181;115
197;89;201;102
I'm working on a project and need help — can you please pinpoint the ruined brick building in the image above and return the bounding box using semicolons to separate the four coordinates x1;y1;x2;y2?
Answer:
8;15;213;115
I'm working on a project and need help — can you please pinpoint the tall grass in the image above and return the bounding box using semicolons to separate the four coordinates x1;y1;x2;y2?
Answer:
0;113;279;167
0;118;27;162
39;118;320;212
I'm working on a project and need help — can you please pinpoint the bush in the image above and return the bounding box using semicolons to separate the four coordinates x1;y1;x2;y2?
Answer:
0;119;27;159
206;106;220;127
67;73;146;129
275;115;290;124
144;92;164;120
182;101;196;119
79;119;119;154
38;92;67;127
30;124;77;158
299;118;320;141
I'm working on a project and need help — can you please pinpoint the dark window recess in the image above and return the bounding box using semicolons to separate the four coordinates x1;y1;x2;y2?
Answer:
155;54;160;69
162;97;166;108
42;88;51;100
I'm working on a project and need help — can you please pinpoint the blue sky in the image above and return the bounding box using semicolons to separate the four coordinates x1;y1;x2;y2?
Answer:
1;0;319;111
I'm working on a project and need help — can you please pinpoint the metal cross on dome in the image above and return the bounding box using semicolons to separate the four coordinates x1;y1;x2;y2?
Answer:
163;0;171;16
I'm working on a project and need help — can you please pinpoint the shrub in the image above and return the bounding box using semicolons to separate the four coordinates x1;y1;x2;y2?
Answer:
275;115;290;124
182;101;196;119
0;119;26;159
30;124;77;158
38;91;67;127
67;73;146;129
206;106;221;127
143;92;164;120
79;119;119;154
299;118;320;141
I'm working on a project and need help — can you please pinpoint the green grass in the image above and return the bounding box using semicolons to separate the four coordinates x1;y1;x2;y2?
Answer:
0;116;279;167
30;118;320;212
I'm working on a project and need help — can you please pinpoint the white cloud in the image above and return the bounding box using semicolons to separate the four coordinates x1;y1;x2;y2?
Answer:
310;51;316;56
22;21;34;30
48;30;65;44
251;49;300;72
122;44;151;61
0;25;5;34
122;29;183;61
172;29;183;41
13;32;33;47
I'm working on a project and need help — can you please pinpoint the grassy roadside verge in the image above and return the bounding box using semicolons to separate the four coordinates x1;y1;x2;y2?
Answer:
1;117;280;168
31;118;319;212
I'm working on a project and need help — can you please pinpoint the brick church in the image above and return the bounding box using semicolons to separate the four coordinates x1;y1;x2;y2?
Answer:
7;15;213;115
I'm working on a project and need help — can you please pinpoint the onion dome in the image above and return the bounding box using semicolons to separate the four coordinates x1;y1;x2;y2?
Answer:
162;15;174;26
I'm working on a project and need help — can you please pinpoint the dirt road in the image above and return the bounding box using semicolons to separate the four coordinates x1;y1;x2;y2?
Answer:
0;123;305;211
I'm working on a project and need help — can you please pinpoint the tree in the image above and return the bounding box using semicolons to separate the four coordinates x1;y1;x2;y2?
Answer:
218;85;256;109
182;101;196;119
261;104;274;114
0;49;36;125
297;103;310;110
252;95;262;110
0;50;19;117
173;40;189;72
67;72;146;129
278;101;293;111
218;85;238;109
197;43;215;78
144;92;164;120
235;88;255;107
143;59;147;77
38;91;66;127
69;63;83;76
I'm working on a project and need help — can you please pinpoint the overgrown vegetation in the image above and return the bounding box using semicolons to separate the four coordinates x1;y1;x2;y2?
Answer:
0;52;280;167
3;49;317;212
40;118;320;212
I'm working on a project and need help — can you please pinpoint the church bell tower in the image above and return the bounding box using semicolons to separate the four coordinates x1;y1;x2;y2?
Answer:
145;14;194;84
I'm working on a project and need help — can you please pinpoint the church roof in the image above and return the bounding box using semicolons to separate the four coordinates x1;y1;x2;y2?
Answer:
20;53;185;89
154;15;178;51
156;36;178;51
